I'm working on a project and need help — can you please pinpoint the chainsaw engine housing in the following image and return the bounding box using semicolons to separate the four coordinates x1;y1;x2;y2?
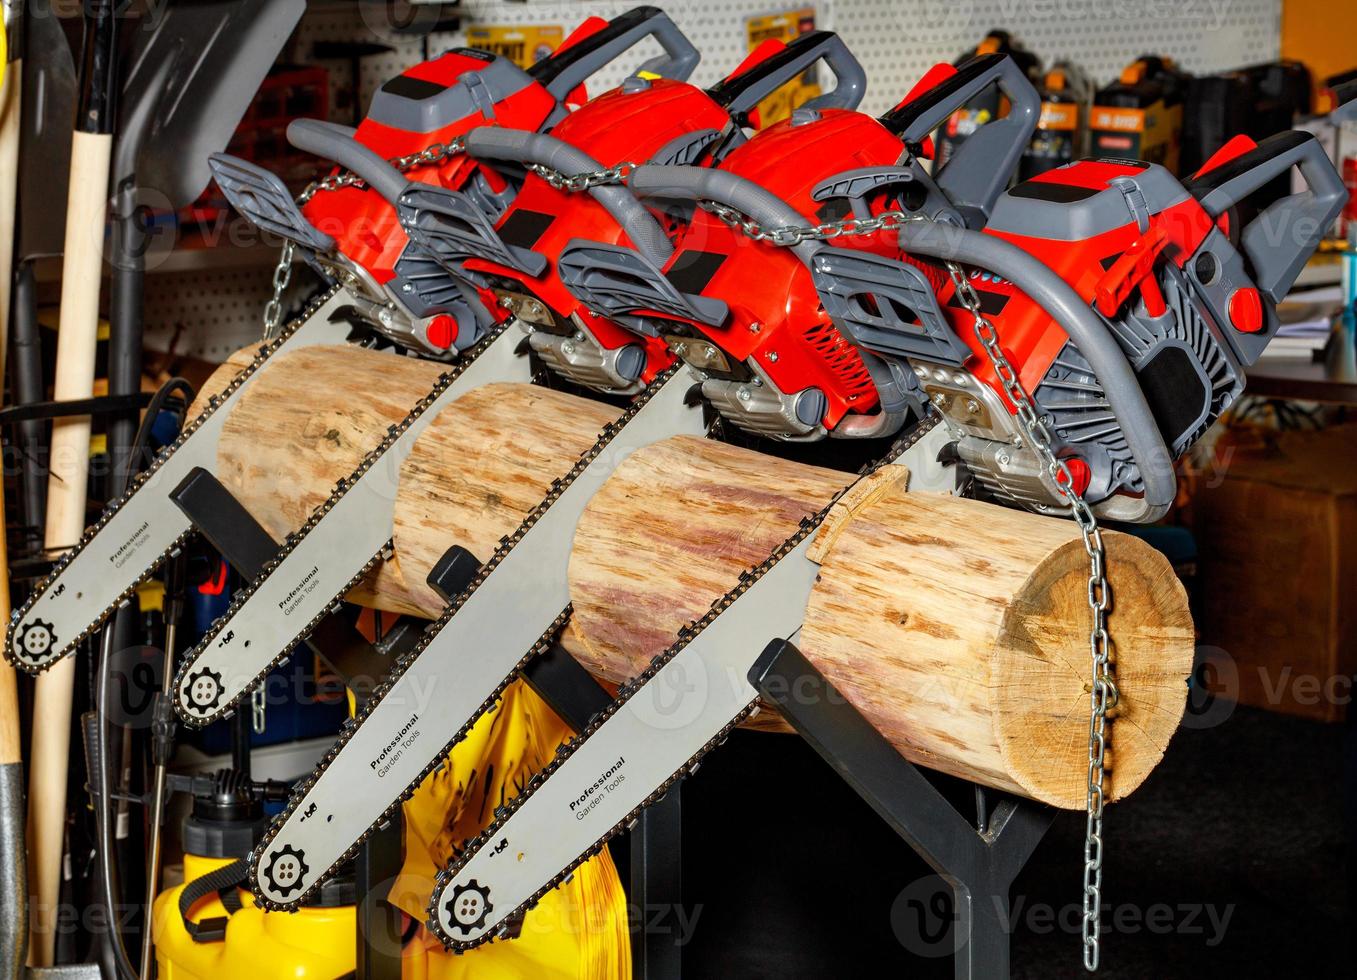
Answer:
300;49;556;355
560;107;955;434
459;76;742;394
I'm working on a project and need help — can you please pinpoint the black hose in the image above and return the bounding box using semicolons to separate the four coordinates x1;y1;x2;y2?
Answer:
93;376;196;980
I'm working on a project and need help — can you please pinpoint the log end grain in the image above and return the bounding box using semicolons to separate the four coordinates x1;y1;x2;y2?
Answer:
993;530;1194;806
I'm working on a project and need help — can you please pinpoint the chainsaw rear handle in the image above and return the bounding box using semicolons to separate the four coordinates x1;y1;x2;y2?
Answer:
528;5;700;101
1183;130;1346;302
708;30;866;116
898;221;1177;523
881;54;1040;225
462;126;674;267
627;163;820;266
287;118;409;204
1330;77;1357;124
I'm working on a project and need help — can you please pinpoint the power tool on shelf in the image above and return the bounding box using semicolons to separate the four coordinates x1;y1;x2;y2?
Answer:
168;31;870;732
934;30;1041;169
423;106;1346;956
1090;55;1192;173
4;5;697;676
241;52;1039;916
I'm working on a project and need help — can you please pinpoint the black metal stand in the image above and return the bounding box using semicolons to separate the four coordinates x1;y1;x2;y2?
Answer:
749;639;1054;979
169;467;401;980
519;644;684;980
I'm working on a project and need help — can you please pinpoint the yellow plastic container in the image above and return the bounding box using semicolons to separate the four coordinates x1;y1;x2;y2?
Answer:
153;853;356;979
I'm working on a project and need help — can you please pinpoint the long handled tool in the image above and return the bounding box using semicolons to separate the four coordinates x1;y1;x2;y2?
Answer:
0;3;27;978
0;0;19;361
10;4;75;553
26;2;119;966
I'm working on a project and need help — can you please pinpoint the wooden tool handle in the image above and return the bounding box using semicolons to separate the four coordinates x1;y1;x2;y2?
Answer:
0;61;22;767
28;127;114;969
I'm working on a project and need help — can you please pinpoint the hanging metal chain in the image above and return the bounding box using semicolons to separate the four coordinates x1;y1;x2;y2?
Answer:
704;200;1119;972
295;137;468;206
947;261;1117;973
261;138;470;336
262;241;296;339
526;159;639;193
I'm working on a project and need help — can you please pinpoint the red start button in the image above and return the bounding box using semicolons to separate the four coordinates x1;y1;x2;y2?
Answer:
1228;287;1264;333
426;314;457;350
1059;457;1092;497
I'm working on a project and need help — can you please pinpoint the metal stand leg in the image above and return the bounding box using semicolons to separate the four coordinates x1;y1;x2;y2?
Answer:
750;639;1054;980
629;789;681;980
355;815;404;980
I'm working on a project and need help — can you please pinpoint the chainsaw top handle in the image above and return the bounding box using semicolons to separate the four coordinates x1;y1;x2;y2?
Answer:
881;53;1040;226
627;163;821;267
287;118;410;203
707;29;867;118
528;5;700;102
1330;76;1357;125
1183;129;1346;303
462;126;674;268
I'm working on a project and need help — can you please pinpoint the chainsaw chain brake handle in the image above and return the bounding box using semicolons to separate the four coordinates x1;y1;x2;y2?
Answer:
880;53;1040;227
527;5;700;102
707;29;867;117
207;152;336;255
1183;129;1346;304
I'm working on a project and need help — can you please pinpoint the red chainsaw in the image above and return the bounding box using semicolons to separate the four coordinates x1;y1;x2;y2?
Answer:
441;28;870;395
209;5;701;356
561;56;1345;522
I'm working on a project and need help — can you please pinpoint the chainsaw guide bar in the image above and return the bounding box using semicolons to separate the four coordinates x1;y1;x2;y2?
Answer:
171;323;529;727
247;364;705;910
425;413;947;948
4;286;350;674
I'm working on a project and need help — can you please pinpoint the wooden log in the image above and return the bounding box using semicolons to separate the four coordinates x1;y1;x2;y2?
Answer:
198;344;618;615
800;478;1193;808
195;349;1192;800
388;381;617;613
566;435;851;684
566;437;1193;808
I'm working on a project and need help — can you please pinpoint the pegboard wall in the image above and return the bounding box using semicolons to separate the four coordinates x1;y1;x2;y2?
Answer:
145;0;1282;361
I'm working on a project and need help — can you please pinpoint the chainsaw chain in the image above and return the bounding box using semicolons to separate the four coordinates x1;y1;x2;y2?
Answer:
247;363;685;911
4;285;345;675
171;322;515;727
426;413;943;949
